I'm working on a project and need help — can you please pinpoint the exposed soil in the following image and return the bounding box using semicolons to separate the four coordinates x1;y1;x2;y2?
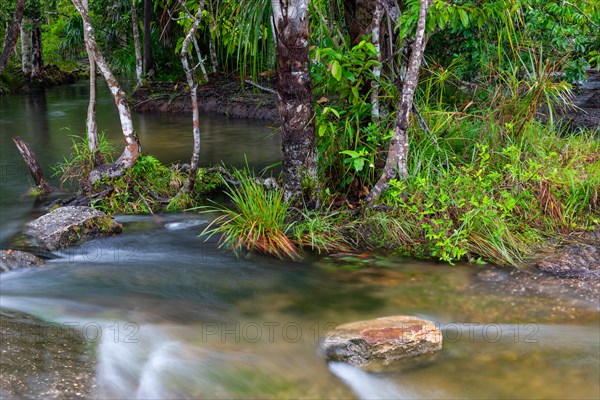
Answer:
131;75;280;123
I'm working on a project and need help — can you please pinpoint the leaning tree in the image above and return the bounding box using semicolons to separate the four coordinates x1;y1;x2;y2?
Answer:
71;0;142;182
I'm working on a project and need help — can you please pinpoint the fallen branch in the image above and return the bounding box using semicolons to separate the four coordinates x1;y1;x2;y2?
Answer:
244;79;277;94
13;136;57;195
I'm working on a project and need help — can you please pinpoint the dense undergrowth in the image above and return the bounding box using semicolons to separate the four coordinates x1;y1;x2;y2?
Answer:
53;133;224;214
200;118;598;266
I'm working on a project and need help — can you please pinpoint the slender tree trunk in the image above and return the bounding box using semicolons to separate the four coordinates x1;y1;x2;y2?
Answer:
0;0;26;73
82;0;99;164
207;0;219;73
366;0;430;206
20;17;32;76
177;0;204;195
272;0;317;202
71;0;141;182
131;0;143;86
208;21;219;73
143;0;153;78
30;18;43;79
370;1;383;121
13;136;56;194
192;37;209;82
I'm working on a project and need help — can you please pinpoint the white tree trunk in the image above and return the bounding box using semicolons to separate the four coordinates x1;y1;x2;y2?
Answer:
82;0;99;162
193;37;209;81
20;17;32;76
131;0;143;86
366;0;430;206
71;0;141;181
370;1;383;121
208;20;219;73
178;0;205;195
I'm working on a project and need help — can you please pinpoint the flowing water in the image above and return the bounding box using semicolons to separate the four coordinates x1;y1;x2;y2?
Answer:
0;82;599;399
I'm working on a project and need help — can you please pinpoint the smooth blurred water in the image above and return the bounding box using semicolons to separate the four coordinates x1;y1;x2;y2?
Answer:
0;82;599;399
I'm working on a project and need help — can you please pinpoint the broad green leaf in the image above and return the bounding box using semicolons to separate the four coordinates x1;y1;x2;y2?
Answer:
458;8;469;28
331;60;342;81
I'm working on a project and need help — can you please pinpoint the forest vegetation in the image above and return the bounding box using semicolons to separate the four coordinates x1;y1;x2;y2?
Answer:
1;0;599;266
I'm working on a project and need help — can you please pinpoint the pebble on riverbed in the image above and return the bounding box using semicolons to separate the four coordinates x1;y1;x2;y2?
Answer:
320;316;442;371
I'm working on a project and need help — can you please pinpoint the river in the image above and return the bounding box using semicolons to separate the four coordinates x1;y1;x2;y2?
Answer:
0;81;598;399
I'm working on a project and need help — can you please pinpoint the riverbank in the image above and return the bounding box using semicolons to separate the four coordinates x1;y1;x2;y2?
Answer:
131;75;280;123
0;65;86;95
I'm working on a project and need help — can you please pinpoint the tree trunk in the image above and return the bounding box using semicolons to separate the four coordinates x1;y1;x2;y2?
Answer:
178;0;204;195
30;18;43;79
13;136;56;194
344;0;377;45
82;0;99;164
370;1;383;121
131;0;143;86
71;0;141;182
272;0;317;202
366;0;430;206
0;0;26;73
143;0;153;78
20;17;32;76
209;22;218;73
193;37;209;82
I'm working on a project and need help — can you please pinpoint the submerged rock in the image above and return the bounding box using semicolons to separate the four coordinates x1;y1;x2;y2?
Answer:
536;227;600;279
23;206;122;250
0;250;45;273
320;316;442;370
0;311;96;398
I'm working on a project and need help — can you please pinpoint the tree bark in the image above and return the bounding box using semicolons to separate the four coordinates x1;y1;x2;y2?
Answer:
272;0;317;202
208;21;219;73
82;0;99;164
20;17;32;76
178;0;204;195
366;0;430;206
30;18;43;79
13;136;56;194
370;1;383;121
131;0;143;86
71;0;141;182
0;0;26;73
193;37;209;82
344;0;378;45
143;0;153;78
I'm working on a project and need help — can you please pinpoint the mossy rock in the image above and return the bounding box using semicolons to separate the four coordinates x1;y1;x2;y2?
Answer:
23;206;122;250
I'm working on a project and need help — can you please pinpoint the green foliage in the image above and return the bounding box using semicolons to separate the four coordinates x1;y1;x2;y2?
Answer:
422;0;599;83
312;40;394;194
375;118;599;266
199;167;299;259
52;132;115;188
92;156;224;214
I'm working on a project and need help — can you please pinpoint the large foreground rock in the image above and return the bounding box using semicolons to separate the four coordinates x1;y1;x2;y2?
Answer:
23;206;122;250
536;227;600;279
0;250;45;273
320;316;442;370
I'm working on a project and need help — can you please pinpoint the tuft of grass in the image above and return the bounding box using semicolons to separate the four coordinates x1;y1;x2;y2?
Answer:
52;132;115;188
199;168;300;259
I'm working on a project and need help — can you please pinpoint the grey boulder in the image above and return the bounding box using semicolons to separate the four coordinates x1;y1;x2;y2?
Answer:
23;206;122;250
